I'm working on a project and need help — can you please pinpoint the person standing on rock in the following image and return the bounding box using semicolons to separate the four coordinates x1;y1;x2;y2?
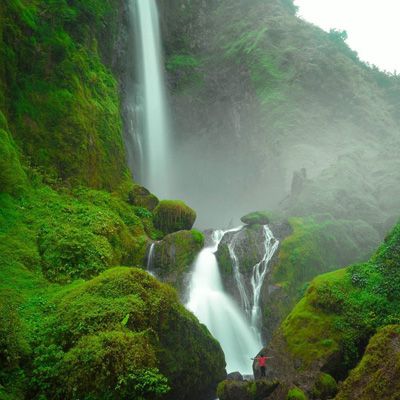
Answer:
252;353;272;378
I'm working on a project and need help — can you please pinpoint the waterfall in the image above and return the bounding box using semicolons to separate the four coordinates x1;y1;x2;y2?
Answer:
225;225;279;341
228;238;251;314
129;0;171;198
186;228;261;374
250;226;279;336
146;242;156;276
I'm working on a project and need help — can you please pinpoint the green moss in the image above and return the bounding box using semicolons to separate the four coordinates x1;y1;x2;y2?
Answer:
241;211;270;225
0;128;27;196
1;0;127;190
152;230;204;290
312;373;337;399
153;200;197;234
127;183;159;211
336;325;400;400
287;387;307;400
38;267;226;400
278;221;400;382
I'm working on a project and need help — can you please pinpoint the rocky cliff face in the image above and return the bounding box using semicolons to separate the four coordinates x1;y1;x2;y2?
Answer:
157;0;400;231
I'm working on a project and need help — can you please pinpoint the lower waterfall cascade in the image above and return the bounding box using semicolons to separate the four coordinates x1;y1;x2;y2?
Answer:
186;225;279;374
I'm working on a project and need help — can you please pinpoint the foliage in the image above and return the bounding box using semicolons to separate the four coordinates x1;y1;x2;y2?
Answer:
0;119;27;196
335;325;400;400
280;221;400;381
0;0;126;189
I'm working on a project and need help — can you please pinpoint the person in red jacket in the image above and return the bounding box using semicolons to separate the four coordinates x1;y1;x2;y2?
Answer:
252;353;272;377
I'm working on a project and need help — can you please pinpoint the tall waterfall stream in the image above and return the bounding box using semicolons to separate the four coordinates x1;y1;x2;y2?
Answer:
129;0;171;198
130;0;279;377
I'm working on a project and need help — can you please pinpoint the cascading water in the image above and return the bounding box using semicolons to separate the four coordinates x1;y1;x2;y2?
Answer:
250;226;279;336
146;242;156;276
129;0;171;198
187;228;261;374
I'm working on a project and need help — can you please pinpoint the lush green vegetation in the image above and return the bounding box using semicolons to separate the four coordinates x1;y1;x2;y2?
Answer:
0;1;226;399
0;0;126;190
335;325;400;400
286;387;307;400
276;220;400;384
264;216;380;327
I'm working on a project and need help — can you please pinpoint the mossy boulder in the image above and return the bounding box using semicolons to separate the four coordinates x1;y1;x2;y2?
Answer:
152;230;204;291
217;379;279;400
38;268;226;400
0;128;27;196
153;200;197;234
287;387;308;400
127;183;159;211
241;211;270;226
311;373;337;399
335;325;400;400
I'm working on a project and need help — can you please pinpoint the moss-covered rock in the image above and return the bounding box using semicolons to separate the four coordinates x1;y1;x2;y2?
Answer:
335;325;400;400
287;387;308;400
127;183;159;211
152;229;204;291
241;211;270;226
311;373;337;399
153;200;197;234
38;267;226;400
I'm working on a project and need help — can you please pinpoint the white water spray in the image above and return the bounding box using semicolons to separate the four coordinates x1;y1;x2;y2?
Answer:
187;228;261;374
132;0;171;197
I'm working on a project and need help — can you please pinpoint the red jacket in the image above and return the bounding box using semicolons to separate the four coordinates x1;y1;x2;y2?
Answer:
258;356;268;367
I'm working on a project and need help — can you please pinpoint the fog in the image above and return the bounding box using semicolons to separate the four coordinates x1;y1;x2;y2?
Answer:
155;0;400;232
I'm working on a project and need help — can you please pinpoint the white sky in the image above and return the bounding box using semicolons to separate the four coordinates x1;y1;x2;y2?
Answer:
294;0;400;73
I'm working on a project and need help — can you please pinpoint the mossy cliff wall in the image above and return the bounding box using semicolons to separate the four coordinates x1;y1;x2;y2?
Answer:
0;0;127;190
0;1;227;399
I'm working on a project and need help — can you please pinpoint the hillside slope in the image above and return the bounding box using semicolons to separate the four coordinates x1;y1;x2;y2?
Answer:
0;1;227;399
160;0;400;231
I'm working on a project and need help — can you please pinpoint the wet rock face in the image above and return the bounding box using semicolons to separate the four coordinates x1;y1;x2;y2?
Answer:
150;230;204;297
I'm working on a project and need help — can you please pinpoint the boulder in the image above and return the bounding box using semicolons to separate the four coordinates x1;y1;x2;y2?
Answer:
152;230;204;293
153;200;196;234
127;184;159;211
241;211;270;226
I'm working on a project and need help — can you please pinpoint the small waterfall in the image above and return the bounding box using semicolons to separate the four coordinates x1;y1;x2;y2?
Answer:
228;238;251;314
129;0;171;197
146;242;156;276
187;228;261;374
225;225;279;340
250;226;279;335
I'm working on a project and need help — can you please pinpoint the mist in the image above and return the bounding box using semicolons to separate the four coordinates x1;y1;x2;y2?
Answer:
155;0;400;233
